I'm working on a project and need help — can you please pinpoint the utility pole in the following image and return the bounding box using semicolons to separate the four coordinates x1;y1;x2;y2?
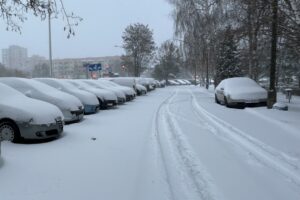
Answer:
206;50;209;89
267;0;278;108
48;0;53;78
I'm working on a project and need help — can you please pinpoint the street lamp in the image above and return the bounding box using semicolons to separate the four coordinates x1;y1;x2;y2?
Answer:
48;0;53;78
42;0;53;77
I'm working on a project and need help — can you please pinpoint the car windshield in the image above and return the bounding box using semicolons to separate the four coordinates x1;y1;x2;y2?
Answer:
225;78;259;88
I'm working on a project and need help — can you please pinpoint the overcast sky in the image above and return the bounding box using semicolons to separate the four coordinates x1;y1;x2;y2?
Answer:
0;0;174;61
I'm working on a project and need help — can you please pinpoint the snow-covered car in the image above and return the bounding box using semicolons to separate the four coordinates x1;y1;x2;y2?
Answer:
160;80;166;87
67;80;118;109
136;84;147;95
99;79;136;101
175;79;186;85
215;77;268;107
182;79;191;85
136;77;155;91
0;78;84;123
167;80;180;86
109;77;137;91
81;80;126;104
0;82;64;142
35;78;100;114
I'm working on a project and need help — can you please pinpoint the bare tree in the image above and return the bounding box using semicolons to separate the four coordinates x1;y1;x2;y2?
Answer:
0;0;82;37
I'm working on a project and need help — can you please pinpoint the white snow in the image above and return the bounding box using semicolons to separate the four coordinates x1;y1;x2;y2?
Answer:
1;86;300;200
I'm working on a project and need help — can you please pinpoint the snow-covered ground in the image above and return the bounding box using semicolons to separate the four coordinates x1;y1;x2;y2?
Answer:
1;86;300;200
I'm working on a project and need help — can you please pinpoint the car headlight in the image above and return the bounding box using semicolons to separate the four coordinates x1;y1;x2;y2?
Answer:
22;118;34;127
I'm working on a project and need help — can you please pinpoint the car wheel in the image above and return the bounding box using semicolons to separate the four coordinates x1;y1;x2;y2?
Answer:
0;121;20;142
215;95;220;104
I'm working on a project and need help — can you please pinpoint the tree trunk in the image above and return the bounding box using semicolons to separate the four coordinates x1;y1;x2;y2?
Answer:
267;0;278;109
247;4;254;79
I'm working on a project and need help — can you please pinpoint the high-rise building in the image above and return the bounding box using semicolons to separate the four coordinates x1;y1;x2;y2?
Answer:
2;45;28;71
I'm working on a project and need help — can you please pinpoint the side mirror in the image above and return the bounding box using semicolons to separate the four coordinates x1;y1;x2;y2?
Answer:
220;87;224;91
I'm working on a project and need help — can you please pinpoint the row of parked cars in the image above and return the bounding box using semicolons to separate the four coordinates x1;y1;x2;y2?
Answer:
0;77;160;146
167;79;192;86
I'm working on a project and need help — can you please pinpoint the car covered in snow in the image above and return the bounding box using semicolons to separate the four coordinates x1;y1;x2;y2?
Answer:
67;80;118;109
0;78;84;123
136;77;155;91
99;79;136;101
109;77;137;91
81;80;126;104
0;82;64;142
167;80;180;86
215;77;268;107
136;84;147;95
35;78;100;114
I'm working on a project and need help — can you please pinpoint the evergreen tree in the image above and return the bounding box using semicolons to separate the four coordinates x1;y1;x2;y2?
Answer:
215;26;242;85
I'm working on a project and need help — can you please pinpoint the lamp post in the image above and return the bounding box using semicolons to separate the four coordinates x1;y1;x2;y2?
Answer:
47;0;53;77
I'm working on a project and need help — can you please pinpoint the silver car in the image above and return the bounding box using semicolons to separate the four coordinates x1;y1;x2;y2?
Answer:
35;78;100;114
0;83;64;142
0;77;84;123
215;77;268;107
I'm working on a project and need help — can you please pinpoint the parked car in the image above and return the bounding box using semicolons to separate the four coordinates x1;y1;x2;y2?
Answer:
100;79;136;101
35;78;100;114
160;80;166;87
136;84;147;95
0;82;64;142
215;77;267;107
0;78;84;123
109;77;137;91
136;78;155;91
167;80;180;86
182;79;191;85
67;80;118;109
81;80;126;104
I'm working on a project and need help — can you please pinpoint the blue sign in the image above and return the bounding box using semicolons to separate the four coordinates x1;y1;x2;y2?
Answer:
86;63;102;71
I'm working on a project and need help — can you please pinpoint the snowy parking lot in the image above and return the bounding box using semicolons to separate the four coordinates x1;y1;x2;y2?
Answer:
1;86;300;200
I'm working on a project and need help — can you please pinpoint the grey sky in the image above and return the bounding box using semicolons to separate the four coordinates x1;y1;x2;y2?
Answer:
0;0;174;61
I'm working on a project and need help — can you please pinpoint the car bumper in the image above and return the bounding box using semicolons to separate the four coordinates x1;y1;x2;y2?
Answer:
117;97;126;104
104;100;118;107
84;104;99;114
229;98;267;105
63;109;84;123
125;94;134;101
17;119;63;140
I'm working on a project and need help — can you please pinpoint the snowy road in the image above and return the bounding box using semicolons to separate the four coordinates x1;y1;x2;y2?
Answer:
1;86;300;200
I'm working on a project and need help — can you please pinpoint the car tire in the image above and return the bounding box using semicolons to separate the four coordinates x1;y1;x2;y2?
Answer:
0;121;21;143
215;95;220;104
224;97;230;107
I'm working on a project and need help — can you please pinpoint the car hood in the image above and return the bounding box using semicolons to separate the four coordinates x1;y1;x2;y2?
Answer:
107;88;126;99
34;91;83;112
0;97;63;124
66;89;99;106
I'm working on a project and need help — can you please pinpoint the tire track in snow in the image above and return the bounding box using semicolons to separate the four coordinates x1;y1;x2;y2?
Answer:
189;90;300;187
154;89;221;200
